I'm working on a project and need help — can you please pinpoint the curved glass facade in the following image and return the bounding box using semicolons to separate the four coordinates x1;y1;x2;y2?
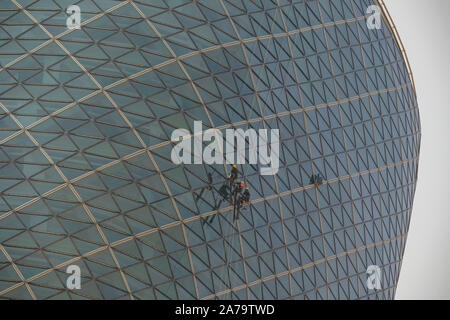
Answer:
0;0;420;300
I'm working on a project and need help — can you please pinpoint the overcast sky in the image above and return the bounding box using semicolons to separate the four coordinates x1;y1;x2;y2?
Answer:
384;0;450;300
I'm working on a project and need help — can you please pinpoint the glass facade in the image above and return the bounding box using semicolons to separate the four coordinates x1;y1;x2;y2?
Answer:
0;0;420;300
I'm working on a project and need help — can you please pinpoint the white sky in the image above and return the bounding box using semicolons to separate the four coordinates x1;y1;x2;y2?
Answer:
384;0;450;300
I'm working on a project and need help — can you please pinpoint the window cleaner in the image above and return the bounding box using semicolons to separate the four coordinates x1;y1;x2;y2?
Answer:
228;164;238;188
241;187;250;206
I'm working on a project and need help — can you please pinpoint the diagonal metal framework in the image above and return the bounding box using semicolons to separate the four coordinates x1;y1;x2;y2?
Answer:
0;14;371;147
0;0;420;300
0;83;413;224
0;155;419;298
